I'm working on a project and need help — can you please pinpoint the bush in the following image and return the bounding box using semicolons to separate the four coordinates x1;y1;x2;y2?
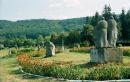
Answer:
87;64;122;80
0;44;4;50
123;50;130;56
121;67;130;79
80;41;90;47
20;48;34;52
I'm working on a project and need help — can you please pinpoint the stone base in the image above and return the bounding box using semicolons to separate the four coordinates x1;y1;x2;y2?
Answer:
90;48;123;63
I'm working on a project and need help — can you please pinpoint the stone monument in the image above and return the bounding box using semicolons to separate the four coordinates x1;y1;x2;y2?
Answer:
44;41;55;57
90;16;123;63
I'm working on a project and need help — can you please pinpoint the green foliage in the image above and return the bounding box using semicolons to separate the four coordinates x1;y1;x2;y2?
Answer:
81;24;94;45
0;18;87;38
91;12;100;26
0;44;4;50
67;30;81;45
87;65;121;80
102;5;112;21
123;50;130;56
20;48;34;53
121;67;130;79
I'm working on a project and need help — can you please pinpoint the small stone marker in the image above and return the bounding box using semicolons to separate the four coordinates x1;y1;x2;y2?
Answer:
44;41;55;57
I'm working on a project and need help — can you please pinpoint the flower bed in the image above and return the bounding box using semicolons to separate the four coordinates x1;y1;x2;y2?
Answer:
17;53;130;80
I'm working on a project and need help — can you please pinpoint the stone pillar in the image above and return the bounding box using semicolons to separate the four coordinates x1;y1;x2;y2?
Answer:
45;41;55;57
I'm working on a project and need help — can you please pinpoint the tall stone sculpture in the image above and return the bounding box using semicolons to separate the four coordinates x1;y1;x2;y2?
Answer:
107;16;118;47
44;41;55;57
90;16;123;63
94;17;108;48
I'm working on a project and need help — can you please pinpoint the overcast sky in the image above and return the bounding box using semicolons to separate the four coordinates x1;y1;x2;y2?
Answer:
0;0;130;21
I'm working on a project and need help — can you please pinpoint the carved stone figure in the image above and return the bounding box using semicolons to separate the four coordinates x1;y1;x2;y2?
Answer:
94;17;108;48
44;41;55;57
91;16;122;64
107;16;118;47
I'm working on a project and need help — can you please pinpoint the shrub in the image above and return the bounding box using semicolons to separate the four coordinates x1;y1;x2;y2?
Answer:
123;50;130;56
80;41;90;47
87;64;122;80
11;48;18;54
121;67;130;79
20;48;34;52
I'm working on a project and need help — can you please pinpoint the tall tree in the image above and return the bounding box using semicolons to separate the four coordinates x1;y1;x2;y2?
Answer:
91;12;100;26
102;5;112;21
120;9;127;40
67;30;80;46
80;24;94;45
50;32;57;44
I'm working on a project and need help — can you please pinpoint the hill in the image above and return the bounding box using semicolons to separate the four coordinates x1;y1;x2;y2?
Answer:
0;17;90;38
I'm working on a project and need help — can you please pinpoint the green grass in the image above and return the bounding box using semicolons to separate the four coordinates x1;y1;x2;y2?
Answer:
0;49;9;58
41;51;90;65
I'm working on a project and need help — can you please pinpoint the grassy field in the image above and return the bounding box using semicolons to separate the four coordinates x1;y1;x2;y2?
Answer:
0;48;130;82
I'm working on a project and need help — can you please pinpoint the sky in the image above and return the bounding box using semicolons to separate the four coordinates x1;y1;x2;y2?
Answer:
0;0;130;21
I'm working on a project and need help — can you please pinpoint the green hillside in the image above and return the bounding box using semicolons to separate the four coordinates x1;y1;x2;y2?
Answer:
0;17;89;38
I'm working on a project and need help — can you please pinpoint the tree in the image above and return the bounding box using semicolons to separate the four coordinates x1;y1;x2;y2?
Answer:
120;9;127;40
37;35;44;43
125;10;130;40
80;24;94;45
50;32;57;44
67;30;80;46
91;12;100;26
102;5;112;21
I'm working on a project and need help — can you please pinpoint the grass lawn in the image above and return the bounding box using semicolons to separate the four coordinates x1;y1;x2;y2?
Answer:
41;51;90;65
0;48;130;82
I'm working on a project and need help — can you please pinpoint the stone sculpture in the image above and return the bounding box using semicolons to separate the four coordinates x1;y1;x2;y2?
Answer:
94;17;108;48
107;16;118;47
91;16;122;63
44;41;55;57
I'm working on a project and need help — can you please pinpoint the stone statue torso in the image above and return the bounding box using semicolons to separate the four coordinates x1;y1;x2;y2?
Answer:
107;19;118;47
94;19;108;48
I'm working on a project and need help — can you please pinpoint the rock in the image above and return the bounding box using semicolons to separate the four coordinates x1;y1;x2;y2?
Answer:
45;41;55;57
90;48;123;63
